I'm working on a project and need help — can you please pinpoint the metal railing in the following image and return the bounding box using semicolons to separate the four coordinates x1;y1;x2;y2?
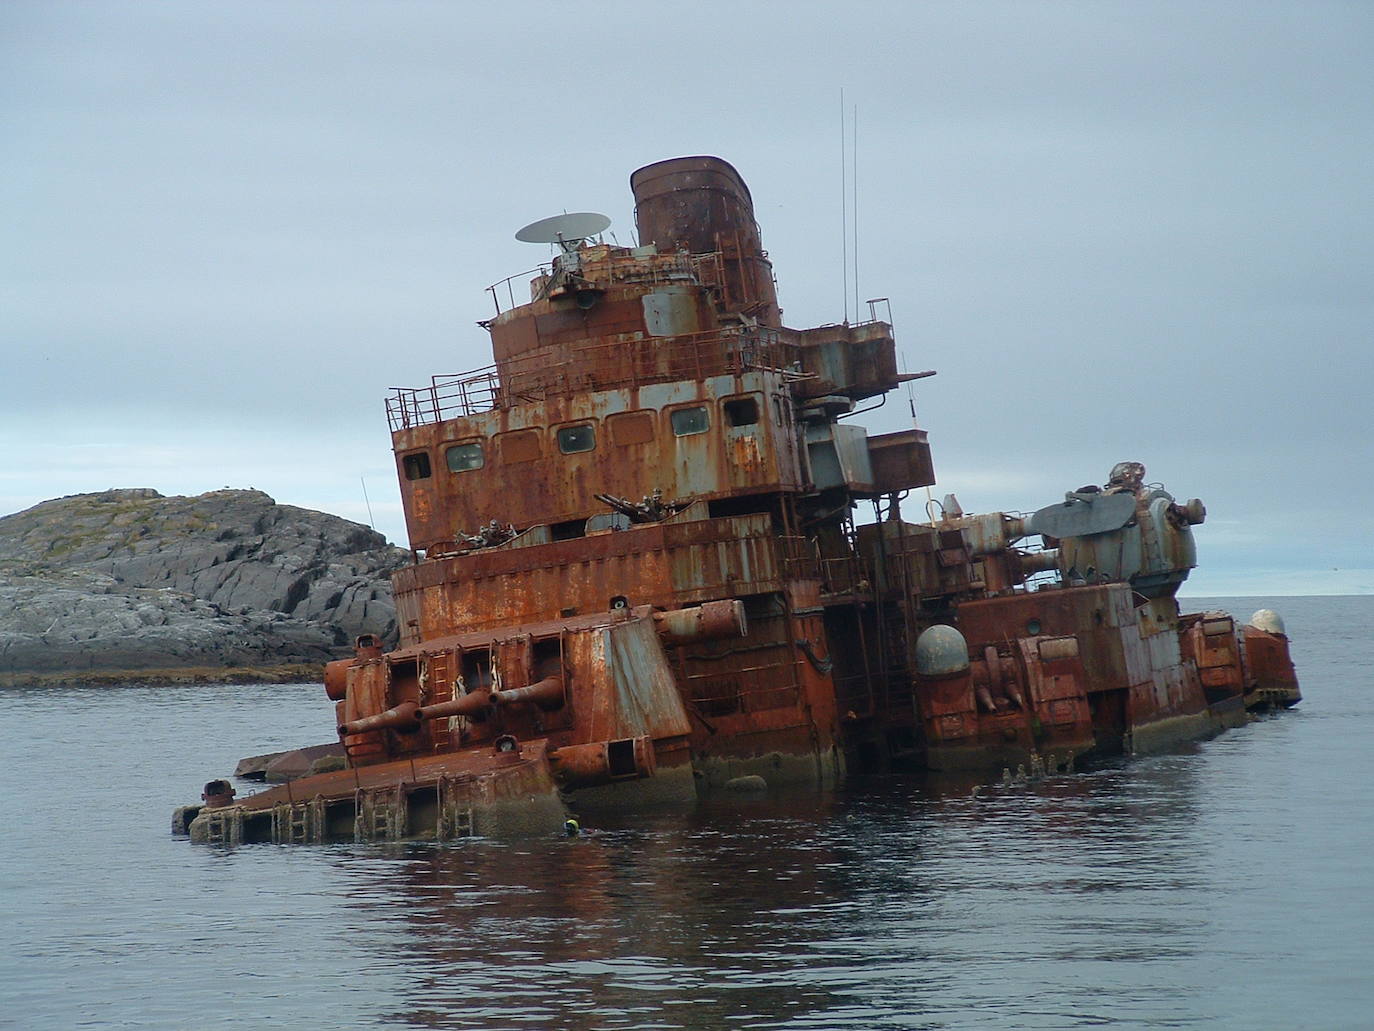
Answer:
386;370;502;431
484;252;707;317
485;267;548;316
779;536;876;597
386;328;801;431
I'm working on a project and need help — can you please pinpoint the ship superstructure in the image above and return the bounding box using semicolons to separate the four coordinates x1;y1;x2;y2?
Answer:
180;157;1298;844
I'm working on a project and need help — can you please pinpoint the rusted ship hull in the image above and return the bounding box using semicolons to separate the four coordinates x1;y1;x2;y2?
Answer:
177;156;1298;841
184;740;570;845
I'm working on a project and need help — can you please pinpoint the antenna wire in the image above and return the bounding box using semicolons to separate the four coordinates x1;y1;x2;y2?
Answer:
840;88;849;324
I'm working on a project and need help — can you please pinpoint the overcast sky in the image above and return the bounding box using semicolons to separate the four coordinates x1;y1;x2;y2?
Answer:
4;1;1370;595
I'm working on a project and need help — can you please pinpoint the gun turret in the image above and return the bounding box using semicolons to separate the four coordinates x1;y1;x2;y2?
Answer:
1030;461;1207;598
595;489;686;524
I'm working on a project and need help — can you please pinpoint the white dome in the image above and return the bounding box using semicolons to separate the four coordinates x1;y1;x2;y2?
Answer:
915;625;970;677
1247;609;1286;635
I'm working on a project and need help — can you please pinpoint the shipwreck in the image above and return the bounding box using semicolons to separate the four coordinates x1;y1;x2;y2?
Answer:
176;156;1299;844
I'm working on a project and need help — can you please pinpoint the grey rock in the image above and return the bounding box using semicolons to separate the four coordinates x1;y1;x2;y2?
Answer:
0;488;410;672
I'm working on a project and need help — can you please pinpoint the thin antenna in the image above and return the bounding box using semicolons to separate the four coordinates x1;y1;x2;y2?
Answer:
840;88;849;324
360;476;376;530
852;103;860;322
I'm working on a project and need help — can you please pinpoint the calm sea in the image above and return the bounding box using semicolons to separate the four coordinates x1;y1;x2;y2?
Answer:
2;596;1371;1030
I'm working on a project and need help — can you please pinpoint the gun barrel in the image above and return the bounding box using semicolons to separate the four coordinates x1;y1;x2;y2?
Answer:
1018;548;1060;575
490;675;564;709
338;700;420;736
416;691;492;722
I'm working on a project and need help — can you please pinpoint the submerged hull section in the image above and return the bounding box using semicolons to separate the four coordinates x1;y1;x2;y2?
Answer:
177;156;1299;841
186;740;571;844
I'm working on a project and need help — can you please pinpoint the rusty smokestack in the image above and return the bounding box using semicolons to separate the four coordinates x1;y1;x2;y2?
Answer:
630;156;781;326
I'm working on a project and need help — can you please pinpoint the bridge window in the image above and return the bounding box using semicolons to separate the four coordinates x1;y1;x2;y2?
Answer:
557;424;596;454
670;406;709;437
723;396;760;427
445;442;484;472
402;452;432;480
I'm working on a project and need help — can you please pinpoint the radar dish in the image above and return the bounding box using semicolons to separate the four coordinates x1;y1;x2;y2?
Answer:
515;212;611;246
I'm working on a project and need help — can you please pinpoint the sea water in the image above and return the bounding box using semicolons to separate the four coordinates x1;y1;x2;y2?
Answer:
2;595;1371;1030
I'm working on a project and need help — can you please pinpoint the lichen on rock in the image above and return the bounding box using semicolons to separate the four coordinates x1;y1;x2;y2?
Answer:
0;488;410;674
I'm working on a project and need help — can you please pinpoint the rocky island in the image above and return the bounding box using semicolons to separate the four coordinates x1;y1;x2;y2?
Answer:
0;488;409;684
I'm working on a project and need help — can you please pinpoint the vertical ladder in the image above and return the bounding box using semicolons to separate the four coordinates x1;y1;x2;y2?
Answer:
436;774;475;841
355;784;407;842
272;800;324;844
200;807;244;845
426;651;456;752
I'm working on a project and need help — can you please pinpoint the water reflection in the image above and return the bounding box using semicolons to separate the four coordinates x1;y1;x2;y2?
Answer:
303;762;1216;1030
340;797;849;1029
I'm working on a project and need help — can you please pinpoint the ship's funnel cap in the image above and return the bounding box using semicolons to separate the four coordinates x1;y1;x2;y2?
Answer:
630;156;757;256
630;155;780;325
